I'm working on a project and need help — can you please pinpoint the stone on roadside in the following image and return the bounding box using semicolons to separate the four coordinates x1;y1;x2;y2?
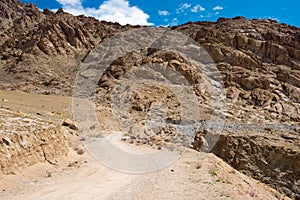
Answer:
62;119;78;130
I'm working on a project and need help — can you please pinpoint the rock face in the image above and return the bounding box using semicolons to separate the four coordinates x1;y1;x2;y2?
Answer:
0;108;67;174
0;0;300;198
0;0;136;95
210;131;300;198
174;19;300;122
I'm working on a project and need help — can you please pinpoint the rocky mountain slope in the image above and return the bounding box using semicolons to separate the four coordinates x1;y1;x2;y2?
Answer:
93;30;300;198
0;0;299;199
0;0;136;94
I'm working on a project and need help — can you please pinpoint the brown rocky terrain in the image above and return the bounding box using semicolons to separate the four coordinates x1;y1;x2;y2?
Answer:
0;107;66;174
0;90;290;200
0;0;137;94
93;26;300;197
0;90;79;174
0;0;299;199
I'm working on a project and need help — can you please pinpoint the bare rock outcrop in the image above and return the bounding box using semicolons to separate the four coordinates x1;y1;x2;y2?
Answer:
0;108;68;174
0;0;135;95
210;131;300;199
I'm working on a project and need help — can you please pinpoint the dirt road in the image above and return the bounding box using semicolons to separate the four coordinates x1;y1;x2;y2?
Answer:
0;90;290;199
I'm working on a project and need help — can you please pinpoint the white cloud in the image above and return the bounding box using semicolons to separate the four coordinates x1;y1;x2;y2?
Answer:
176;3;191;13
158;10;170;16
161;18;178;27
56;0;82;7
170;18;179;26
199;13;212;18
213;6;223;11
55;0;153;26
191;5;205;13
268;17;279;21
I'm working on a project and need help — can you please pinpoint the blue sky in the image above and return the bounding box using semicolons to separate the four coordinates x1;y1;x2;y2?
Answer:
20;0;300;27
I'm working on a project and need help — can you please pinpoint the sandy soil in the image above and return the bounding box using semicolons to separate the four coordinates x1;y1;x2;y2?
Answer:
0;149;289;200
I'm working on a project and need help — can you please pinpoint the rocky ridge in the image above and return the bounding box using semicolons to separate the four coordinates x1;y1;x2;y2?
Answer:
0;0;136;94
94;19;300;199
